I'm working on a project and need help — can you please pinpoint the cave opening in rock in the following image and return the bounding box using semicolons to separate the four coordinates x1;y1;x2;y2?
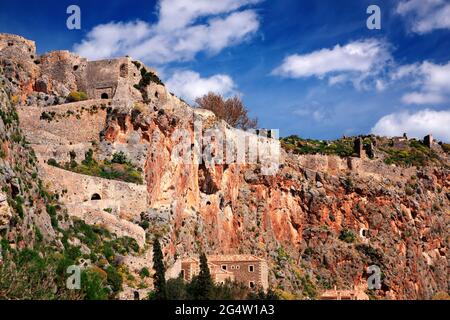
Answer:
91;193;101;200
101;93;109;99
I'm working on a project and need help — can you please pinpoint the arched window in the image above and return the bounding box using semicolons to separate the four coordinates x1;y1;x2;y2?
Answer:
120;63;128;77
91;193;101;200
101;93;109;99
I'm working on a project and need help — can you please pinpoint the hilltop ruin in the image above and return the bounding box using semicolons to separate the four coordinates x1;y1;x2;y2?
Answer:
0;33;448;300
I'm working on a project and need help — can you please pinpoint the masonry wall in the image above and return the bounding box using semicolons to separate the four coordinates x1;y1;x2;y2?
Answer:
83;58;129;99
18;100;110;163
40;164;148;221
209;259;266;290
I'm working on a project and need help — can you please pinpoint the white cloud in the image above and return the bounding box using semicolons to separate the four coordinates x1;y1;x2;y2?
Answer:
371;109;450;142
395;61;450;104
165;70;236;103
156;0;261;32
74;0;260;64
272;39;391;89
396;0;450;34
401;92;445;104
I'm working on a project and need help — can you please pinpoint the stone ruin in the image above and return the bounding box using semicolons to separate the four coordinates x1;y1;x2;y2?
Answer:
424;134;433;148
0;33;156;105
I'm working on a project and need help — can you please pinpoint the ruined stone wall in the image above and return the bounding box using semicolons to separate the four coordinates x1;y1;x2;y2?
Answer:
18;100;110;163
83;57;127;99
39;50;87;96
40;164;148;221
296;154;416;183
66;202;146;246
0;33;36;55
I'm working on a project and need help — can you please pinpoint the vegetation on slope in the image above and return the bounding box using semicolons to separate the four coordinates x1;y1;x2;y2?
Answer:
47;150;143;184
0;218;140;300
66;91;88;102
281;135;354;157
281;135;447;167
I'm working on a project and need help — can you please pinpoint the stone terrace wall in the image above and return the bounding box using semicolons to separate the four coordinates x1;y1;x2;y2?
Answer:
40;164;148;221
66;202;146;246
295;154;416;183
18;99;110;163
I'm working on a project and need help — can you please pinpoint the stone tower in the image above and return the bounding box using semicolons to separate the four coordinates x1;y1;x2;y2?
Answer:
353;137;366;159
424;134;433;148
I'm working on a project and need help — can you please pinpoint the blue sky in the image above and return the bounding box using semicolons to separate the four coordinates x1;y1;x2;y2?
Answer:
1;0;449;141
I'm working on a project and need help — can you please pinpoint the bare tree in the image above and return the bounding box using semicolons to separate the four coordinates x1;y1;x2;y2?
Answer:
195;92;258;130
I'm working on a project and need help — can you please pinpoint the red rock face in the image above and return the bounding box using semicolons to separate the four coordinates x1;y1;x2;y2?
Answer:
101;107;448;299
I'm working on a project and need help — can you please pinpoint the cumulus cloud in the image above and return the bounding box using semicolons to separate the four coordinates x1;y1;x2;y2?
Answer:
396;0;450;34
371;109;450;142
165;70;236;103
156;0;261;32
74;0;260;64
394;61;450;104
272;39;392;89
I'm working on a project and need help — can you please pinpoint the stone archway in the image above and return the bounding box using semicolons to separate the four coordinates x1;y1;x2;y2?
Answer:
91;193;101;200
101;92;109;99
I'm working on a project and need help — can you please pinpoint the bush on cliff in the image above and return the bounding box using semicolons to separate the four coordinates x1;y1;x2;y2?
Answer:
339;229;356;243
45;150;143;184
67;91;88;102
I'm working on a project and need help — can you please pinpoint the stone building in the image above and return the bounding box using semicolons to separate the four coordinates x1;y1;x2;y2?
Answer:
179;254;269;291
320;285;369;300
38;51;141;100
0;33;156;103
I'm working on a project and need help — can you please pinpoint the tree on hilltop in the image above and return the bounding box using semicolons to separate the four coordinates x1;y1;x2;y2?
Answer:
195;92;258;130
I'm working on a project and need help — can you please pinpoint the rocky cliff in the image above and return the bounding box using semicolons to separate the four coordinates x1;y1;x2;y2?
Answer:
0;34;448;299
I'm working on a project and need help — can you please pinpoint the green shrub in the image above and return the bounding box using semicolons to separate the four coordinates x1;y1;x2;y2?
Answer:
67;91;88;102
111;151;129;165
339;229;356;243
441;143;450;154
47;158;59;167
105;265;123;293
139;267;150;278
81;269;109;300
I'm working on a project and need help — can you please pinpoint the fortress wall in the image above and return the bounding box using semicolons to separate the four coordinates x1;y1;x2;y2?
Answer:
67;203;146;246
0;33;36;53
296;154;415;182
84;57;131;99
18;100;109;156
39;50;88;94
296;154;348;175
41;164;148;221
